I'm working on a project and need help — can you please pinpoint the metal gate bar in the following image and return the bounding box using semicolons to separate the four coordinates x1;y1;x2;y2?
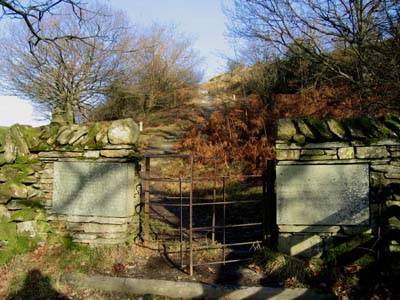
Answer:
142;154;271;276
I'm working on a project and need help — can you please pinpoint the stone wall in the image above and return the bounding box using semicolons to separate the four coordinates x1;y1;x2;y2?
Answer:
0;119;141;254
276;115;400;273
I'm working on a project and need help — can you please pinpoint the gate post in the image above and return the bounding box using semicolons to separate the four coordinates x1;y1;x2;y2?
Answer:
189;155;194;276
265;160;277;248
144;157;151;244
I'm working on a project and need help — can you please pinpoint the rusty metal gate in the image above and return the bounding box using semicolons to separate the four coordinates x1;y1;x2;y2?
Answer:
141;154;275;276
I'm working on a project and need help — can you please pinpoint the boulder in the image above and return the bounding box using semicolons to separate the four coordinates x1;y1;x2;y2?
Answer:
108;119;139;145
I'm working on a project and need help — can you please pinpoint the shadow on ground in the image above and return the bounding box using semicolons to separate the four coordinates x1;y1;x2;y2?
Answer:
6;269;68;300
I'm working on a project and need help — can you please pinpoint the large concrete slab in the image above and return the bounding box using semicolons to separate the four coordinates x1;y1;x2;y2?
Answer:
277;164;369;225
53;162;136;217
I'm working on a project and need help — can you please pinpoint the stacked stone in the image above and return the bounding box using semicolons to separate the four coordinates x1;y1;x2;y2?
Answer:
0;125;49;255
0;118;141;251
276;115;400;273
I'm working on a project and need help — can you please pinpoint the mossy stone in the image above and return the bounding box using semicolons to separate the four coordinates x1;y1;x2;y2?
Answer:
0;182;29;199
380;115;400;136
0;205;10;221
81;123;102;147
0;222;17;240
19;126;41;149
342;119;367;139
306;119;333;140
296;119;316;140
11;208;38;221
0;126;9;145
37;221;50;233
326;118;347;140
40;125;60;142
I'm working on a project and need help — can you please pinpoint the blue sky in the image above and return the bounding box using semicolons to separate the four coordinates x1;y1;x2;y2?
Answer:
111;0;233;80
0;0;233;126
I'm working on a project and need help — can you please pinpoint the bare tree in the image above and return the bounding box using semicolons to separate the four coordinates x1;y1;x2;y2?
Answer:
93;23;203;119
0;0;85;50
0;2;134;124
226;0;400;108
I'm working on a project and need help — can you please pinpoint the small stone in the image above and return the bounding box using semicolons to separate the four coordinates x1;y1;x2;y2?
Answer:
100;149;136;158
3;133;17;163
57;125;78;145
11;208;37;221
356;146;390;159
108;119;139;145
95;126;109;145
301;149;325;156
6;200;28;210
307;119;333;140
0;204;10;221
293;134;305;144
338;147;355;159
1;182;29;199
276;149;300;160
277;119;297;141
327;119;347;139
68;125;89;145
296;119;316;139
17;221;38;237
83;151;100;158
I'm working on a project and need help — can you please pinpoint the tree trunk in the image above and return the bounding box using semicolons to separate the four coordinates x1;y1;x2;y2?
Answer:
65;100;75;125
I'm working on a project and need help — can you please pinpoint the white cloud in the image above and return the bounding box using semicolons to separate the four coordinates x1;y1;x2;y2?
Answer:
0;96;49;127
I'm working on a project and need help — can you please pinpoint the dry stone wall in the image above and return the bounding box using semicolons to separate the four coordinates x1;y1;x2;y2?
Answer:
276;115;400;273
0;118;141;254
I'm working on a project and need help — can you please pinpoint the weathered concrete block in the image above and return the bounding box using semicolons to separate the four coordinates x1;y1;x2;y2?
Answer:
277;164;370;225
356;146;390;159
59;215;132;225
53;161;137;218
338;147;355;159
278;225;340;233
278;233;323;257
83;223;128;233
276;149;300;161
